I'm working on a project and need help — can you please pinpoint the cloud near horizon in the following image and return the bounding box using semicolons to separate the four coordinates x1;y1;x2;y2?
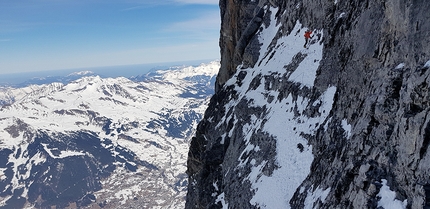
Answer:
165;10;220;35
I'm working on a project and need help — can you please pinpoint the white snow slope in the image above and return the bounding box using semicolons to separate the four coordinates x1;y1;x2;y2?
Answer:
216;7;337;208
0;61;219;208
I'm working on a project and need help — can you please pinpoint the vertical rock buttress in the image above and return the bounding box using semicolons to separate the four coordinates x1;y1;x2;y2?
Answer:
187;0;430;208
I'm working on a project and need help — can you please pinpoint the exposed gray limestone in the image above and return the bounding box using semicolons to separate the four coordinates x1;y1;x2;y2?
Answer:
187;0;430;208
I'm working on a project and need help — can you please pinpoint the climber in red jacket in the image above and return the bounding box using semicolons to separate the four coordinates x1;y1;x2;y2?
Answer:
304;30;313;48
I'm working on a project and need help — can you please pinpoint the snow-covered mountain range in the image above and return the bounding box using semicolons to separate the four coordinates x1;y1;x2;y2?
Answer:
0;61;219;209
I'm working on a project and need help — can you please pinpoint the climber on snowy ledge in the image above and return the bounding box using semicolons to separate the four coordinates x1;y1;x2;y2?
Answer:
304;29;313;48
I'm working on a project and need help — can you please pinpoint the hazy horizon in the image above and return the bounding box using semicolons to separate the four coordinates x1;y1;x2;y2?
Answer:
0;59;217;86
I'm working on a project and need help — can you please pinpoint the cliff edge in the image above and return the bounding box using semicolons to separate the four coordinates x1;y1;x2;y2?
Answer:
187;0;430;208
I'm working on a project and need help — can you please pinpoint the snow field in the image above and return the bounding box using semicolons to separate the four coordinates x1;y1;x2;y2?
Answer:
0;61;219;208
223;6;336;209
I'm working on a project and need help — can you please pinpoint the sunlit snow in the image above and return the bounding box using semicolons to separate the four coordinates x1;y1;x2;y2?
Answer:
222;6;336;208
341;119;352;139
303;186;331;209
377;179;407;209
395;63;405;69
0;61;219;208
425;60;430;68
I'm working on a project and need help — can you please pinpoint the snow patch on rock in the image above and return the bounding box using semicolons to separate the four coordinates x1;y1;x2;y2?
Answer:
377;179;407;209
341;119;352;139
304;186;331;209
424;60;430;68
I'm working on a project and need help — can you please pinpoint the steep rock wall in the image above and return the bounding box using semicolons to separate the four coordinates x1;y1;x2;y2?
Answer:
188;0;430;208
217;0;260;91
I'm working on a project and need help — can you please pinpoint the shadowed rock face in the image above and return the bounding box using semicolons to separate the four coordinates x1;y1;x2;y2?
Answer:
187;0;430;208
217;0;261;91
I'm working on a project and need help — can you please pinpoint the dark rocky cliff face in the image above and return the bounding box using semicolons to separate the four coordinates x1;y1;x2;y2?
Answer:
187;0;430;208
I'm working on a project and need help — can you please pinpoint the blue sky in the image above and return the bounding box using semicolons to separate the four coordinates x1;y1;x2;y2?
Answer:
0;0;220;74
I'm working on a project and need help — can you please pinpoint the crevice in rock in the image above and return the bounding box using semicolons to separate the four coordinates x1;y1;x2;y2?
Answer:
420;121;430;159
